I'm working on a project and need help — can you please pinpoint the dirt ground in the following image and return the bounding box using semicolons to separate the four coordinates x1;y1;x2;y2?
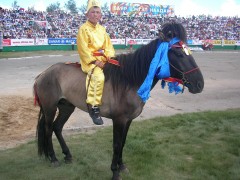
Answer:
0;51;239;150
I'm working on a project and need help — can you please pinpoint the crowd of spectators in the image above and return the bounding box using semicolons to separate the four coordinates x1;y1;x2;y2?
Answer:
0;7;239;41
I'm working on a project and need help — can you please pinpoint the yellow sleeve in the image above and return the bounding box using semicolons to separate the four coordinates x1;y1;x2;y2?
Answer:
77;27;95;65
103;32;115;58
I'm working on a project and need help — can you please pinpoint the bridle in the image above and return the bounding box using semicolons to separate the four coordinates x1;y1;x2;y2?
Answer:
163;41;200;91
168;62;199;85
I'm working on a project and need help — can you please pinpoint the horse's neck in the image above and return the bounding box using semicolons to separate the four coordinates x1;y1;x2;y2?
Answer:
126;39;159;87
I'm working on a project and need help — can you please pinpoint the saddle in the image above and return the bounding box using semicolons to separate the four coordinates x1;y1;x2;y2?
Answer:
65;62;81;67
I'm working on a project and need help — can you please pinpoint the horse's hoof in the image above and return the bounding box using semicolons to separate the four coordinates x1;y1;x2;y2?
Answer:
64;157;73;164
112;171;122;180
112;174;122;180
119;164;129;174
51;161;60;167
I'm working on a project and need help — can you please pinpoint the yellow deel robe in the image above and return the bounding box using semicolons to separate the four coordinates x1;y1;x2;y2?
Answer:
77;20;115;106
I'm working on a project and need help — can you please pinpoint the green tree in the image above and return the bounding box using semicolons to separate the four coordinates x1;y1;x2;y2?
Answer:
102;2;109;14
46;2;61;13
78;3;109;15
12;0;19;9
27;6;35;11
78;4;86;14
64;0;78;14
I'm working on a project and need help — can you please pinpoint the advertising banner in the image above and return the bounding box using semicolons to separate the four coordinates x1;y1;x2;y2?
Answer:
2;38;239;47
127;39;152;45
35;38;48;45
110;39;125;45
110;2;174;16
48;38;76;45
187;39;193;45
11;39;34;46
223;40;236;45
2;39;11;46
205;39;236;45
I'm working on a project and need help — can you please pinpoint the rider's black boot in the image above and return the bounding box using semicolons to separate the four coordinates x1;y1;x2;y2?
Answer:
90;106;103;125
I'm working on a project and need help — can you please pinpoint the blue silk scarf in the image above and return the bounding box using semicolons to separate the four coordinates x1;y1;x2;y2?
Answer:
137;37;182;102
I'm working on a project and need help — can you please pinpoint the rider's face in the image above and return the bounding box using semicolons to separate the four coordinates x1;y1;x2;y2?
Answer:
86;7;102;26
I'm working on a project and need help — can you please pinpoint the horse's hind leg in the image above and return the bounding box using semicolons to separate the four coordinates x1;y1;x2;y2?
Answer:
53;99;75;163
43;107;59;165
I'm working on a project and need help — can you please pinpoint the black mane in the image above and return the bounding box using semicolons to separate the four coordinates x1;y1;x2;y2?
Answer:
160;22;187;43
104;38;159;92
103;22;187;93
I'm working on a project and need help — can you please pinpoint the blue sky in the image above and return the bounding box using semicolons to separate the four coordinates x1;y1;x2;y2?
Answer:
1;0;240;16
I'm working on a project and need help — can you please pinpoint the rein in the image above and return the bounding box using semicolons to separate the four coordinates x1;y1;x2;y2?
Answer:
93;51;120;66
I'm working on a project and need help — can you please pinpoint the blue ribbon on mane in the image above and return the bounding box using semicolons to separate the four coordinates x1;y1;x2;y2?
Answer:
137;37;181;102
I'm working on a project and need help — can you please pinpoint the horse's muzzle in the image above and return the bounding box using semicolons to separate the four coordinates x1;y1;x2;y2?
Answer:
188;80;204;94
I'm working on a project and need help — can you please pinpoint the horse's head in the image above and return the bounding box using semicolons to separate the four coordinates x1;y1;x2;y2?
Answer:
160;22;204;94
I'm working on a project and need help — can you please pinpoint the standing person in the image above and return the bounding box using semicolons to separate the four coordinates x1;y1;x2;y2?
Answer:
77;0;115;125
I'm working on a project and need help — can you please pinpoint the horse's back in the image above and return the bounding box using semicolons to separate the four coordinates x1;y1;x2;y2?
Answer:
35;62;88;110
36;62;86;88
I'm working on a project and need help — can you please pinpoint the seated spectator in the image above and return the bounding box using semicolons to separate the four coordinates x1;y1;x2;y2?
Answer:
0;7;239;41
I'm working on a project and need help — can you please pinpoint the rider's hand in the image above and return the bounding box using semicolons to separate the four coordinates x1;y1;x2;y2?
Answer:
95;60;105;69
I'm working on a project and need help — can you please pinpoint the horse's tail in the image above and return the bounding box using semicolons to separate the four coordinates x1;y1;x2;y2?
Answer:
34;82;49;159
33;82;40;106
36;108;49;158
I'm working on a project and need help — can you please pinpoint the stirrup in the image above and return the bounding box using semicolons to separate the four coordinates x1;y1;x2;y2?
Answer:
90;106;103;125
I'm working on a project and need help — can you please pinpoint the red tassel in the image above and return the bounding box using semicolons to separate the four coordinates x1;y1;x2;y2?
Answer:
33;83;40;106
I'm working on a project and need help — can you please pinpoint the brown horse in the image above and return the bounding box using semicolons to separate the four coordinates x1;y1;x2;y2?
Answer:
34;22;204;180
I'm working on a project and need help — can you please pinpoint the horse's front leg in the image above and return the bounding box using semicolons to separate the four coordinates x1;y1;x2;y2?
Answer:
111;118;130;180
117;120;132;174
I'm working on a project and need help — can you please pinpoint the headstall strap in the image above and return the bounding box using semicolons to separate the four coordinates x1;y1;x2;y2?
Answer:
171;41;191;55
171;44;182;48
184;67;199;74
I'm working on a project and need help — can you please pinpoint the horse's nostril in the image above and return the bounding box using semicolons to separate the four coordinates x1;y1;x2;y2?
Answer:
197;81;203;90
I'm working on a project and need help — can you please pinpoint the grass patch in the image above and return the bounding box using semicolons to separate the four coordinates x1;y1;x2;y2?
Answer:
0;109;240;180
